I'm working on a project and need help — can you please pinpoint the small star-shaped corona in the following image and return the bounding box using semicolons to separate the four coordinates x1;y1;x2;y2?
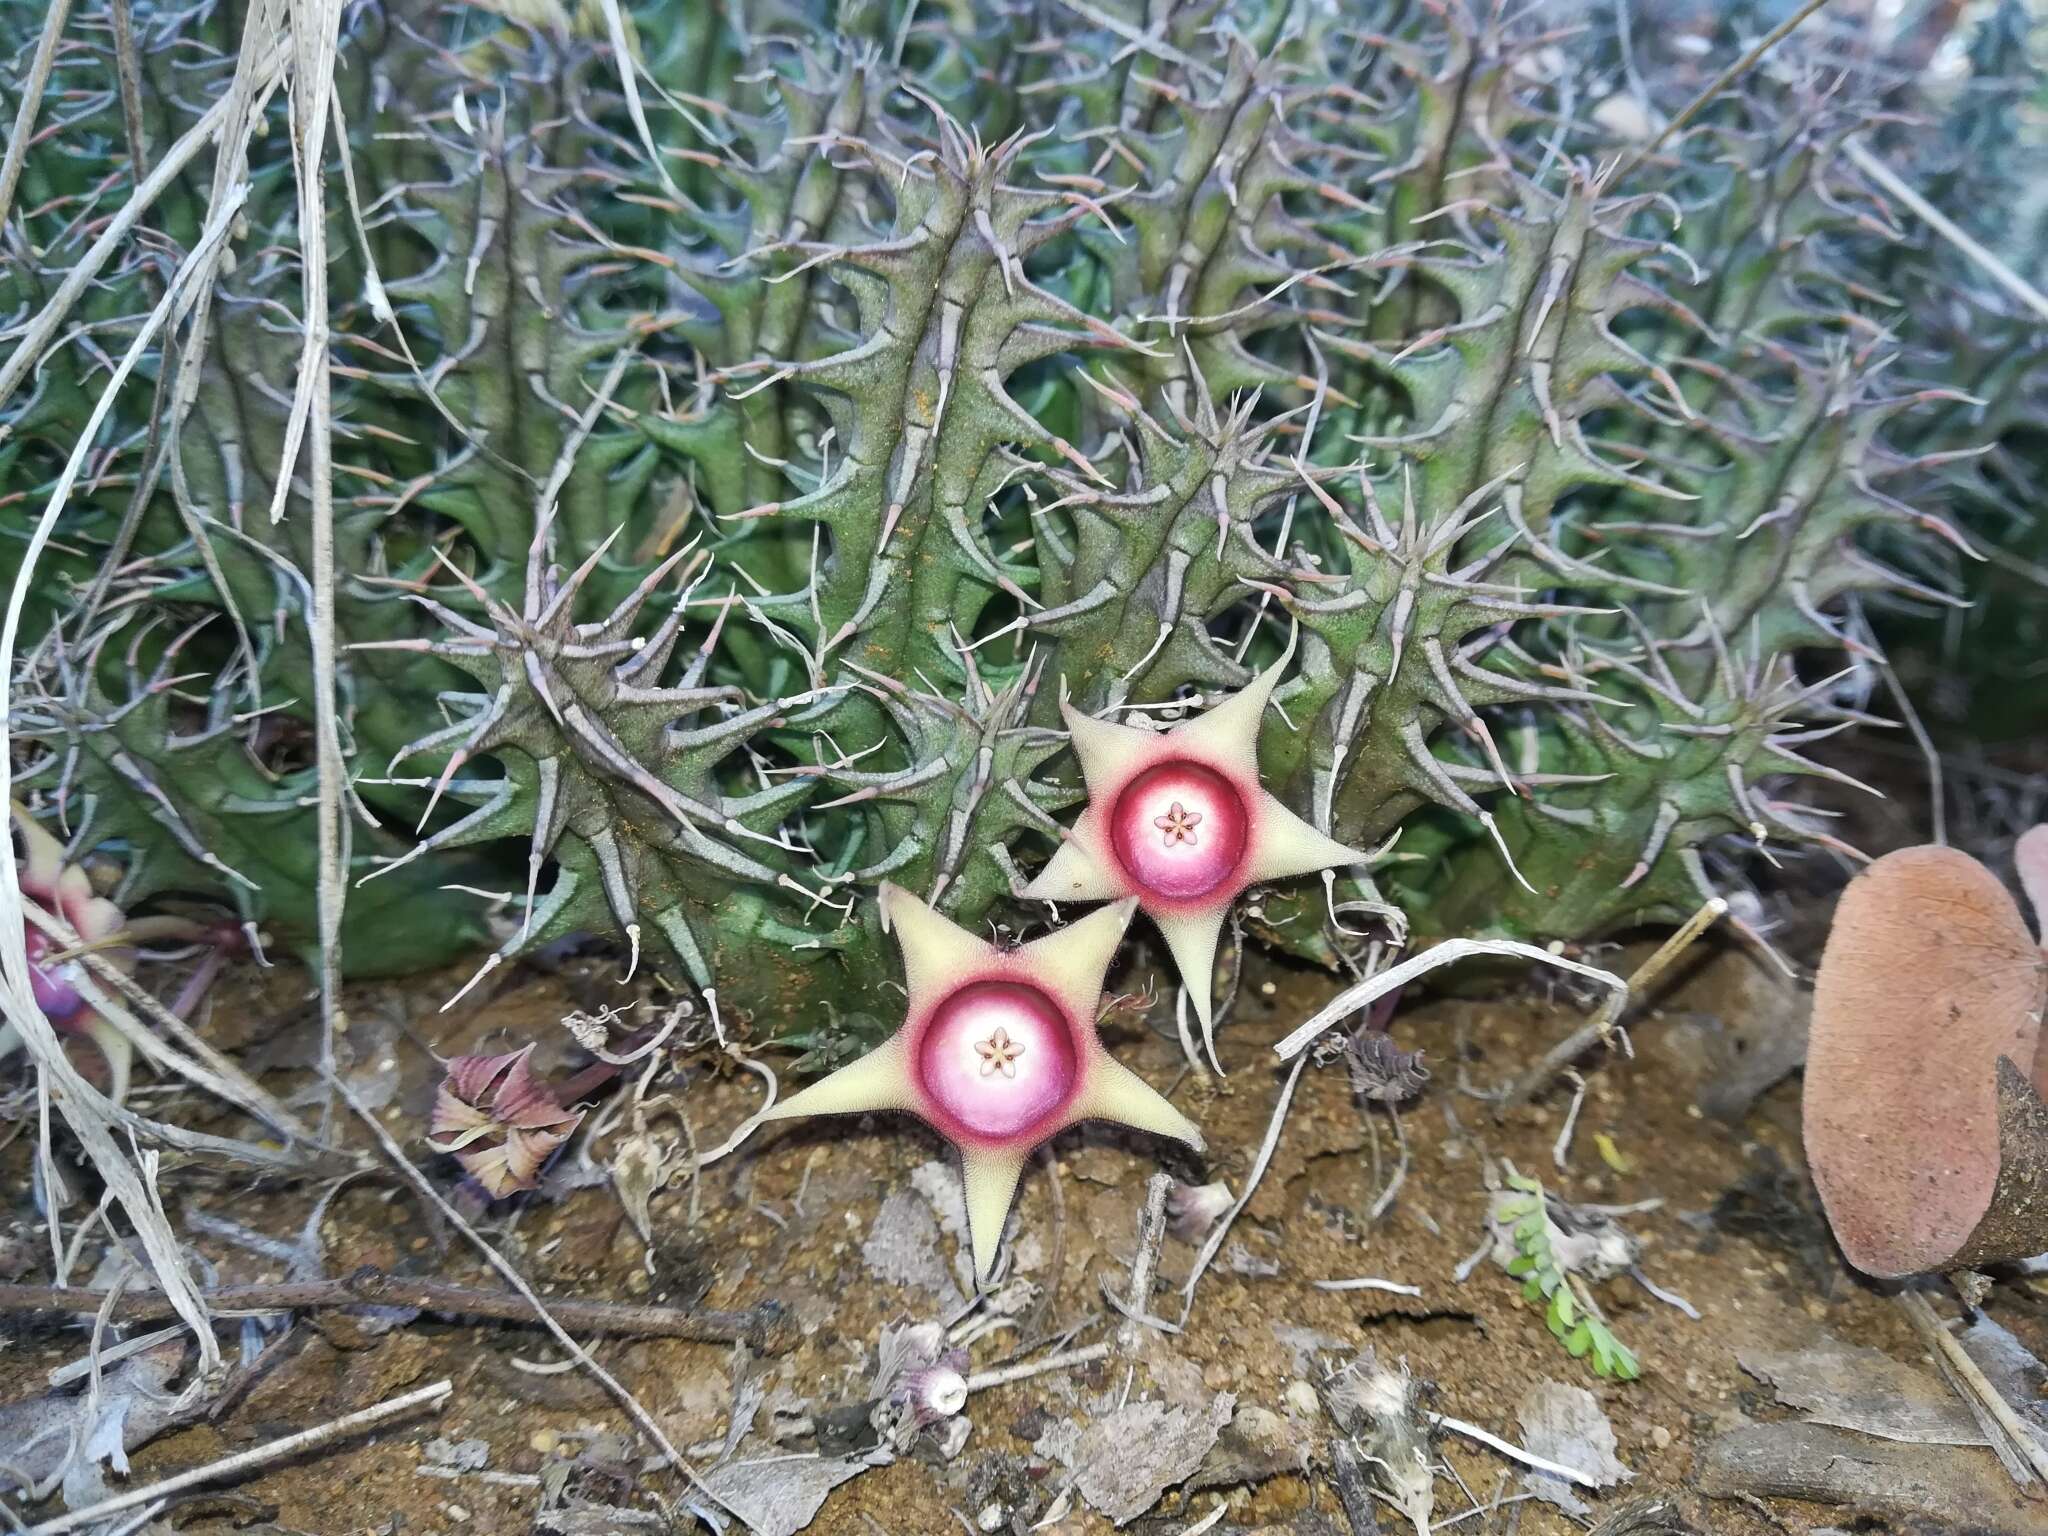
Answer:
976;1027;1025;1078
1022;655;1366;1034
1155;802;1203;846
760;884;1202;1284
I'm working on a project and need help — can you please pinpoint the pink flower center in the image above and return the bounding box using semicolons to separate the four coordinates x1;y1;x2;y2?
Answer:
24;924;86;1025
1109;760;1250;901
916;979;1078;1142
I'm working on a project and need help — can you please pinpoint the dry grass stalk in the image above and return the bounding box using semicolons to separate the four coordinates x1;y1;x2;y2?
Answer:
27;1380;452;1534
0;187;256;1383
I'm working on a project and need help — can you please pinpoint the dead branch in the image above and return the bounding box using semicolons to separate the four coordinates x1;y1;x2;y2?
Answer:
0;1268;796;1355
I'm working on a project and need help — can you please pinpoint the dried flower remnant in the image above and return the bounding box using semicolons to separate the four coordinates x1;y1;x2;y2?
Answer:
1164;1179;1234;1244
897;1354;970;1425
1320;1350;1437;1536
760;882;1202;1284
1340;1030;1430;1105
428;1046;611;1198
1803;837;2048;1276
1023;659;1365;1031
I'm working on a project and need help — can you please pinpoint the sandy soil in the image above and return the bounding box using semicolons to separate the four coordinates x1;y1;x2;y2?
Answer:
7;915;2043;1536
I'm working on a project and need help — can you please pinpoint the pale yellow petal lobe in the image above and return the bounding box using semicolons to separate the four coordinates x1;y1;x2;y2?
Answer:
1245;798;1367;884
960;1146;1028;1285
1151;907;1226;1029
1071;1057;1205;1152
759;1036;915;1123
1172;653;1287;775
1018;836;1125;903
1060;696;1157;789
1019;897;1138;1022
879;882;993;1007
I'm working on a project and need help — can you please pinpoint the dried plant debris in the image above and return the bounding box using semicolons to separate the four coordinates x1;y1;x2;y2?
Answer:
1586;1495;1702;1535
869;1321;970;1457
1035;1394;1234;1526
1165;1179;1235;1245
1698;1423;2045;1536
0;1336;191;1511
1332;1027;1431;1104
861;1186;964;1302
1714;1320;2048;1532
1517;1381;1633;1515
1738;1335;1988;1446
700;1451;891;1536
1962;1315;2048;1450
1188;1403;1310;1493
1318;1351;1437;1536
1272;1323;1353;1376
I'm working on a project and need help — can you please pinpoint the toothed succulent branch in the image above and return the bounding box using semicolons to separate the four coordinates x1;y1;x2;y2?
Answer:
0;0;1978;1044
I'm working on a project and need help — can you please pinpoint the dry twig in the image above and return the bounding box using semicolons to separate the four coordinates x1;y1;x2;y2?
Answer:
0;1271;795;1353
1499;897;1727;1109
26;1380;452;1534
1897;1291;2048;1487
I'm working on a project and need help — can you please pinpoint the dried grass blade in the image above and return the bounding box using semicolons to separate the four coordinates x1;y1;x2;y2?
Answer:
0;186;254;1383
0;0;75;233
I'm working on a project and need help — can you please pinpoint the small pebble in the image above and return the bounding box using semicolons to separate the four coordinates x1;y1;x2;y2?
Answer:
529;1429;559;1456
1284;1380;1320;1419
978;1500;1005;1531
1651;1426;1672;1450
446;1506;470;1523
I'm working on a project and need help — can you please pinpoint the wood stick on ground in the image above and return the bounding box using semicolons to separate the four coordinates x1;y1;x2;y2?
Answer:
1272;939;1627;1064
1328;1439;1382;1535
26;1379;451;1534
963;1341;1110;1394
1117;1173;1171;1356
0;1270;795;1354
1897;1291;2048;1486
1500;897;1726;1109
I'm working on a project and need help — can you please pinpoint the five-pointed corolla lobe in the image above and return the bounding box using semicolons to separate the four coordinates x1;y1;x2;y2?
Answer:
1021;659;1365;1029
761;883;1203;1284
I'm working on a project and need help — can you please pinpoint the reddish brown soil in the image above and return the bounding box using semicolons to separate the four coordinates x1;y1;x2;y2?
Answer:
2;931;2040;1535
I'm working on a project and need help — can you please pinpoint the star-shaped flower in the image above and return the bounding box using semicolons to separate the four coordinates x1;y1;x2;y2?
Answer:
1021;657;1366;1034
761;883;1202;1284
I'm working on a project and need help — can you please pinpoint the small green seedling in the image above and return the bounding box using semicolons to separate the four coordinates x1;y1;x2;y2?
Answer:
1499;1174;1642;1382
